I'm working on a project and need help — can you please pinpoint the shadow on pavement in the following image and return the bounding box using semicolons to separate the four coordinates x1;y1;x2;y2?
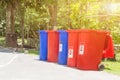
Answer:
0;46;15;53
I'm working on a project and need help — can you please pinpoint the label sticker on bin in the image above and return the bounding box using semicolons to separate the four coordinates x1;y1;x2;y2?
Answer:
68;48;73;58
59;43;63;52
79;43;84;55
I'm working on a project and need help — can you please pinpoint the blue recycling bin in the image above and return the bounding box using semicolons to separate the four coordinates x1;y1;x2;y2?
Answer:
39;30;48;61
58;30;68;65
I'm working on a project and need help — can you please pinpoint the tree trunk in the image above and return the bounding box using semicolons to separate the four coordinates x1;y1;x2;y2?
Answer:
6;2;17;47
48;1;57;30
6;3;11;33
19;3;25;50
21;11;25;49
66;0;72;29
10;5;15;34
53;4;57;30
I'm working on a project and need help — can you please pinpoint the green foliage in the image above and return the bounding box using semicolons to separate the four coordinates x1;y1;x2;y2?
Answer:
112;33;120;44
25;7;49;38
0;0;120;45
0;2;6;36
28;49;39;55
103;60;120;76
0;37;5;46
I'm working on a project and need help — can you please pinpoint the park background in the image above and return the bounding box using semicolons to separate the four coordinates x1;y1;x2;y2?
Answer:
0;0;120;76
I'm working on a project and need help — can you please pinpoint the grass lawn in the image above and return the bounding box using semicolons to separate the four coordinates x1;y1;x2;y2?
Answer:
102;53;120;76
0;37;5;46
28;49;39;55
103;61;120;76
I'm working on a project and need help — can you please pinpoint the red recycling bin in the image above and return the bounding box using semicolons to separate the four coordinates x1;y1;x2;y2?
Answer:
103;34;114;58
67;30;79;67
77;30;107;70
47;30;59;62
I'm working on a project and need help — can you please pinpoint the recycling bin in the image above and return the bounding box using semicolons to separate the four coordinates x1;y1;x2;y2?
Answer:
58;30;68;65
39;30;48;61
103;33;114;58
77;30;107;70
47;30;59;62
67;30;79;67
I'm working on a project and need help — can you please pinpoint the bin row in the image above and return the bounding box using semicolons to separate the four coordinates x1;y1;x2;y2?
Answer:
39;30;114;70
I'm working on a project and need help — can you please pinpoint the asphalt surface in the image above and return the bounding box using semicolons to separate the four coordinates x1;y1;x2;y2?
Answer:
0;50;120;80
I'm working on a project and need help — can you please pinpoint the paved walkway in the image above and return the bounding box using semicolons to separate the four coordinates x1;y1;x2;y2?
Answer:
0;51;120;80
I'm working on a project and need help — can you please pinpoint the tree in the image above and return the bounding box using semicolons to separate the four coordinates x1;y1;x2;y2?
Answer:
0;0;120;48
41;0;58;29
0;0;18;47
0;3;6;36
18;0;25;49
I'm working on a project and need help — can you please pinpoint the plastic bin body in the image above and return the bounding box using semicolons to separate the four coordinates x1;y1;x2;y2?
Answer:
67;30;79;67
77;30;107;70
47;30;59;62
103;34;114;58
58;30;68;65
39;30;48;61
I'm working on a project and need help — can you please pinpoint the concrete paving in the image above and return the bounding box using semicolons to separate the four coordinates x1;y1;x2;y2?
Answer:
0;52;120;80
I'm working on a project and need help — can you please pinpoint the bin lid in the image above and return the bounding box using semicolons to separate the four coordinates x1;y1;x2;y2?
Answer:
67;30;79;33
96;30;109;34
78;29;96;33
78;29;109;34
47;30;59;34
57;30;67;33
38;30;47;33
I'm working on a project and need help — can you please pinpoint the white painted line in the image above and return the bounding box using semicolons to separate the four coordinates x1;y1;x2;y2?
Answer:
0;53;18;67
